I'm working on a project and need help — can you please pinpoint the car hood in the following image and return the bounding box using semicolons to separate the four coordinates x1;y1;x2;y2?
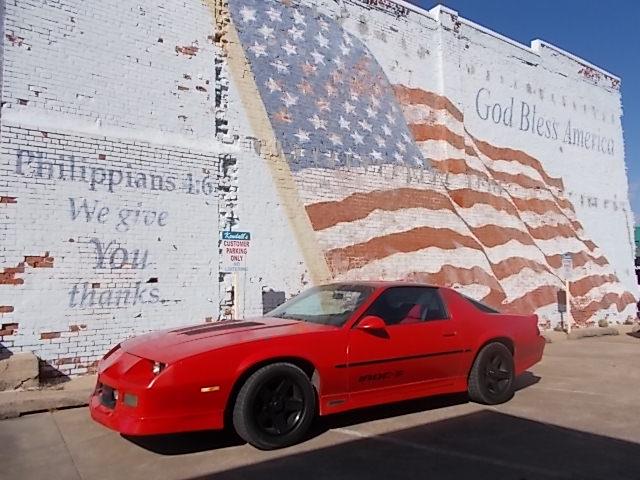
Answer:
121;317;334;363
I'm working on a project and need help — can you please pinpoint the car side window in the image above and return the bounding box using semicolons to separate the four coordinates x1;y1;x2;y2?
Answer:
365;287;448;326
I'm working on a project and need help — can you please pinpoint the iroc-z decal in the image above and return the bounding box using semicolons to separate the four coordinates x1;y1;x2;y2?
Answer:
358;370;404;383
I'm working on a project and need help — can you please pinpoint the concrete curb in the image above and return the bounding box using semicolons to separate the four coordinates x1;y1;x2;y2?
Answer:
0;374;95;419
567;327;619;340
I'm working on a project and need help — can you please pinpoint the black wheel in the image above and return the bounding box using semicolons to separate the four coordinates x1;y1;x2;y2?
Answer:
232;362;316;450
468;342;515;405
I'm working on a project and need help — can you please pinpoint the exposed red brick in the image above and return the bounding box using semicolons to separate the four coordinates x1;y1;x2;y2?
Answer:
0;306;14;313
87;360;100;374
175;45;198;57
98;154;106;160
69;325;81;332
0;263;25;285
41;331;61;340
0;197;17;204
5;33;24;46
56;357;81;365
0;323;19;336
24;252;54;268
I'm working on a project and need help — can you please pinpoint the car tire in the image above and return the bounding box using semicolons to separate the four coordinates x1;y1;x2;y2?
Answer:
232;362;316;450
467;342;515;405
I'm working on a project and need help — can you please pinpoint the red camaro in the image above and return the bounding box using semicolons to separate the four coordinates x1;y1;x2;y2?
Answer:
90;282;545;449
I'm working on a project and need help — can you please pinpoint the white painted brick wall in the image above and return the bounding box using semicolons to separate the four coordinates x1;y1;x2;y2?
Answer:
225;0;637;325
0;0;229;378
1;0;636;379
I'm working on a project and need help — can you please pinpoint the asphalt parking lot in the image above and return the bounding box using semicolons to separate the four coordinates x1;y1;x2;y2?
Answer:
1;332;639;480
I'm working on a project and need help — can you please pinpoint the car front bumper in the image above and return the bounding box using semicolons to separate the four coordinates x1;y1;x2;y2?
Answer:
89;388;224;436
89;352;225;436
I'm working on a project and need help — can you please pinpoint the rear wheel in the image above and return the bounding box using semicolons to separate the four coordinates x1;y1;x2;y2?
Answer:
232;363;316;450
468;342;515;405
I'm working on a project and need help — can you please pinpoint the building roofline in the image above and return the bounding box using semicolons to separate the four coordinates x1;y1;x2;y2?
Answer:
388;1;620;81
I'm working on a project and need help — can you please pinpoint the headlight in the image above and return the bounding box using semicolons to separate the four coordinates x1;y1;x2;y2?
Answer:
152;361;166;376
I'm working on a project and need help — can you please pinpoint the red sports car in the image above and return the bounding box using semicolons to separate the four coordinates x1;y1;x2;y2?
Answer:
90;282;545;449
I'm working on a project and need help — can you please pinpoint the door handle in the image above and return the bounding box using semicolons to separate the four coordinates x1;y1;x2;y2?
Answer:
443;331;457;337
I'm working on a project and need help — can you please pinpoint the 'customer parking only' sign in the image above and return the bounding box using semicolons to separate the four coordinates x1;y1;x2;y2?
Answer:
221;231;251;272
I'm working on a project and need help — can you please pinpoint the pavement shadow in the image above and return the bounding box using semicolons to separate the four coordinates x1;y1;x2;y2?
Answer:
626;331;640;339
125;372;540;457
123;428;244;455
0;344;11;361
185;410;640;480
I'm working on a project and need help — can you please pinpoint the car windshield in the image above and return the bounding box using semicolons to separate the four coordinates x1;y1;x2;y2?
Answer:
268;284;375;326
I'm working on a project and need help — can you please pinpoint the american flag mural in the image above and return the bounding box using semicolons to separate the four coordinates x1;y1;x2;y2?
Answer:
227;0;636;326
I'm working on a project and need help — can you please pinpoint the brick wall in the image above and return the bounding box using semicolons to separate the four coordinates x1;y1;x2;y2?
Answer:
1;0;637;378
222;0;637;327
0;0;231;378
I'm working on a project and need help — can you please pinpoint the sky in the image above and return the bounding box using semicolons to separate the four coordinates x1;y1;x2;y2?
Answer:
414;0;640;222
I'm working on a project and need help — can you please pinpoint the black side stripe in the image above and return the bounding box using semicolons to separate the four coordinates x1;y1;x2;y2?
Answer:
335;349;471;369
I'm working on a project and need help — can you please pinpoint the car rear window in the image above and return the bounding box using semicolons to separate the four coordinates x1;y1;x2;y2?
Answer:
461;294;500;313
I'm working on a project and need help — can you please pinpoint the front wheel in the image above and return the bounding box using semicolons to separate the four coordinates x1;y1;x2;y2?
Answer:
232;362;316;450
468;342;515;405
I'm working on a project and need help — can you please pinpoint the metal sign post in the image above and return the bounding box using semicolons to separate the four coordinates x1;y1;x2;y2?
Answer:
221;231;251;320
562;253;573;333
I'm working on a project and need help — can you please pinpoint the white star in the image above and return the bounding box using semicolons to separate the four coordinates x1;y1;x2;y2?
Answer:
310;49;325;65
374;135;386;148
282;41;297;56
342;33;353;46
371;96;381;109
315;32;330;49
339;116;350;130
270;59;289;74
333;57;344;70
258;24;274;40
293;9;306;25
386;113;396;125
371;150;382;162
294;129;310;143
401;132;411;143
343;101;356;114
351;131;364;145
239;6;257;22
288;25;304;41
249;42;267;57
382;124;392;136
282;92;298;108
265;77;281;93
266;7;282;22
319;18;330;31
350;91;360;102
358;119;372;132
415;156;425;167
339;42;350;56
365;106;377;118
309;114;327;130
393;151;403;162
328;133;343;146
396;141;406;153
